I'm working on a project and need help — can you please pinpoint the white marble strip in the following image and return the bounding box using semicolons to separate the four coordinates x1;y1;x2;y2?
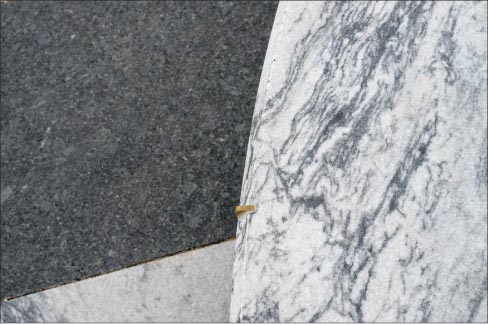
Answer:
231;1;487;322
1;240;234;322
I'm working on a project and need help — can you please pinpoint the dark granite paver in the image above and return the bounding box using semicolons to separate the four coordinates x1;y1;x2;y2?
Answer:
0;1;277;299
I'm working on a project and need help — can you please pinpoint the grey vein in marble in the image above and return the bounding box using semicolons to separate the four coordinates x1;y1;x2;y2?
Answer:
231;1;487;322
1;240;234;322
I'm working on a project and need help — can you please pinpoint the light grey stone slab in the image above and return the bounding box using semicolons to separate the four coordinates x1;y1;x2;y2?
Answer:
1;240;234;322
231;1;487;322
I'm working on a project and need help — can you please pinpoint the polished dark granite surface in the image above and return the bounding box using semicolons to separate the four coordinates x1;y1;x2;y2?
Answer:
0;1;277;299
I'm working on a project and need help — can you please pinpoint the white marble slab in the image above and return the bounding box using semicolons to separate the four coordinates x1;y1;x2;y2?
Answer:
1;240;234;322
231;1;487;322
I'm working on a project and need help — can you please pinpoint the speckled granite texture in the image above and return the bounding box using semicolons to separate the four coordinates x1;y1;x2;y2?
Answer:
0;1;277;299
0;240;235;322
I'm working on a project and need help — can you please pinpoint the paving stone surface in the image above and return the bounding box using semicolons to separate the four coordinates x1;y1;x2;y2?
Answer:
0;1;277;299
1;241;235;322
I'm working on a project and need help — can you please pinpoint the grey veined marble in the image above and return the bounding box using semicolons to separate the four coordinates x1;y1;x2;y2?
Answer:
230;1;487;322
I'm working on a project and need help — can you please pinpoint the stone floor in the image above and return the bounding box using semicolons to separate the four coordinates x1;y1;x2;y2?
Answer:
0;0;277;300
1;240;235;322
